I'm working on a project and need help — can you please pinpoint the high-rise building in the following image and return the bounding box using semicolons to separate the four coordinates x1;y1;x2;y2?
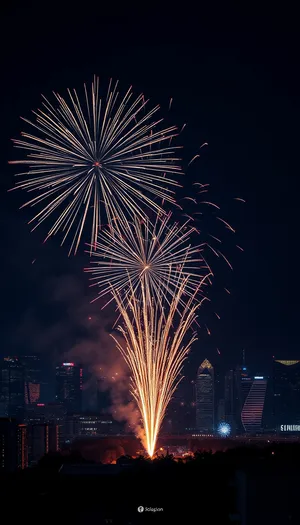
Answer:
273;359;300;430
55;362;83;414
25;402;65;424
0;418;28;471
224;369;236;431
196;359;214;433
28;423;49;465
28;423;60;465
17;423;28;469
0;357;25;420
21;355;42;404
241;376;267;434
224;364;253;435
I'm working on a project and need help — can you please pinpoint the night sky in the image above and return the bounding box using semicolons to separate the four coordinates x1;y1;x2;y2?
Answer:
0;5;299;379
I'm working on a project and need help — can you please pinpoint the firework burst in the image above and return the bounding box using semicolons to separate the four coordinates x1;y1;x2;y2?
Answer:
9;77;181;254
86;212;211;310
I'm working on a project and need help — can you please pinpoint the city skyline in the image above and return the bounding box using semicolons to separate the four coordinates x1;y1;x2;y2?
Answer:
3;352;299;436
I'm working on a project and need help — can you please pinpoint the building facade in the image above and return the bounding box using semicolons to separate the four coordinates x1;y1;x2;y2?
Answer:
0;418;28;471
55;362;83;414
273;359;300;431
28;423;59;465
224;365;253;435
196;359;214;433
0;357;25;420
22;355;42;405
241;377;267;433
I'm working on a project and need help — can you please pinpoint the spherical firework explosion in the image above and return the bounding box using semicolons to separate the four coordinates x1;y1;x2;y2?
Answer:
9;77;181;254
87;212;211;310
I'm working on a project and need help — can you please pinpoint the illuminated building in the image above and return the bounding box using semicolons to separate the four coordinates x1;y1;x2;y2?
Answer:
28;423;59;465
55;362;83;413
225;364;253;435
241;377;267;434
25;402;65;424
224;369;236;431
0;357;25;420
64;413;114;440
76;414;113;436
0;418;28;471
21;355;42;404
273;359;300;430
17;423;28;469
28;423;48;465
196;359;214;433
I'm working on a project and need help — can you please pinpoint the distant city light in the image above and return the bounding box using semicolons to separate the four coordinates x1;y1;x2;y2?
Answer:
62;362;74;367
254;376;264;379
217;422;231;437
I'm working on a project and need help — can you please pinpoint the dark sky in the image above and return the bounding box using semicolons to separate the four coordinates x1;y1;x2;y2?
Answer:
0;5;299;378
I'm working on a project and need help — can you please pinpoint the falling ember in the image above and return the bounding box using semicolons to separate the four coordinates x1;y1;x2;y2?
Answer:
209;234;222;243
169;97;173;110
111;274;200;457
234;197;246;203
224;288;231;294
217;348;221;355
217;250;233;270
216;217;236;233
205;324;211;335
236;245;244;252
188;154;200;166
31;259;36;265
200;142;208;148
181;197;197;204
215;312;221;319
200;201;220;210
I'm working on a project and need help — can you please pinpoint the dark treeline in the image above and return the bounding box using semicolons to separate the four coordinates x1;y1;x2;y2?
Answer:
3;444;300;524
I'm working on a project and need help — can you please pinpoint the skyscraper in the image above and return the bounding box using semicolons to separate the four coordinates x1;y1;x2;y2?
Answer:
241;376;267;434
17;423;28;469
273;359;300;430
196;359;214;433
224;365;253;434
0;418;28;471
55;362;83;413
0;357;25;420
21;355;42;404
224;369;236;431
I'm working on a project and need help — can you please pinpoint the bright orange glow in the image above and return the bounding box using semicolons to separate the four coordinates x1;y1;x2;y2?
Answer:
111;271;204;457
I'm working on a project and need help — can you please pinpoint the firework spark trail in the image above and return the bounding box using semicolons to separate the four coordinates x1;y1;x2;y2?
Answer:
111;273;207;457
9;77;182;254
86;213;210;310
